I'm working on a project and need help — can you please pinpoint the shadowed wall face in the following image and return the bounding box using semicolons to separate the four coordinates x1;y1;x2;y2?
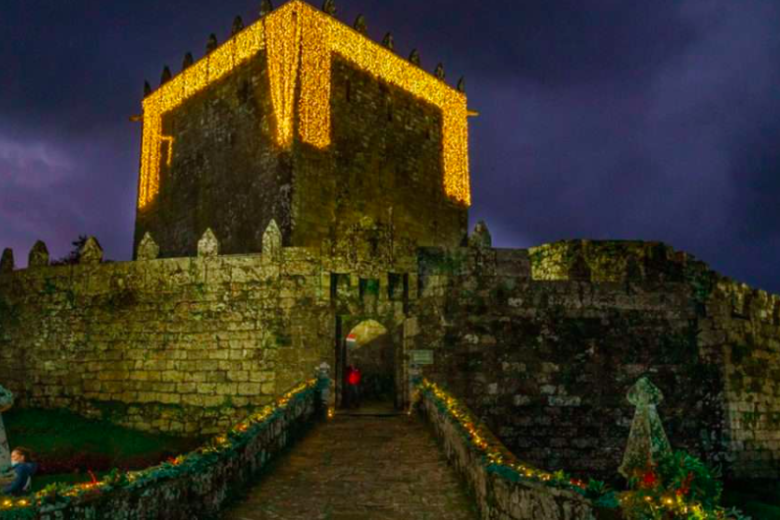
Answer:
134;52;293;258
134;3;470;258
134;52;468;256
411;242;780;480
291;55;468;250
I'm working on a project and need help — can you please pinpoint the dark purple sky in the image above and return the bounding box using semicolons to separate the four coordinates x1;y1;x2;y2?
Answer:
2;1;780;292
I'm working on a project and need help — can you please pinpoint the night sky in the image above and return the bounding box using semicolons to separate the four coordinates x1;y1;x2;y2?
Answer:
2;1;780;292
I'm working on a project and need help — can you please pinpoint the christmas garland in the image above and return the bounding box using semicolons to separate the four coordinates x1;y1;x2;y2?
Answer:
415;378;618;508
1;378;326;517
415;379;751;520
620;452;751;520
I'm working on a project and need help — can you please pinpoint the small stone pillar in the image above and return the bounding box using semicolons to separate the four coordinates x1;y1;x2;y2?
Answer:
619;377;672;478
79;236;103;265
353;14;367;34
197;228;220;258
0;385;14;469
137;232;160;260
28;240;49;268
263;219;282;260
468;220;492;248
322;0;336;16
259;0;273;17
0;249;13;274
408;363;422;412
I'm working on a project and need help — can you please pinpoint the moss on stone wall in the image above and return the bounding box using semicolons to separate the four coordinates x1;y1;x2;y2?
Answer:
1;238;778;479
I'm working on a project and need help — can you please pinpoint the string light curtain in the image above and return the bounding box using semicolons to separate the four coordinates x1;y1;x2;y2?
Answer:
138;0;471;209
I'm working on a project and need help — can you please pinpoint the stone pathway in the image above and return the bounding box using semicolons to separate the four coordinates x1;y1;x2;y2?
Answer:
221;413;479;520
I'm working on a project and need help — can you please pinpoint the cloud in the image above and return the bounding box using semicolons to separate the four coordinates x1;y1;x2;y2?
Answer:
461;0;780;293
0;124;139;267
0;135;74;189
1;0;779;293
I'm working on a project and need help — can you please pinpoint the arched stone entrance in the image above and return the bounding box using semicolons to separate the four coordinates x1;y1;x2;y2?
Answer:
335;316;402;412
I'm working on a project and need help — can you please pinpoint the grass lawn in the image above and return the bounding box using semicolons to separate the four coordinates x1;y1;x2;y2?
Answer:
723;480;780;520
3;408;202;477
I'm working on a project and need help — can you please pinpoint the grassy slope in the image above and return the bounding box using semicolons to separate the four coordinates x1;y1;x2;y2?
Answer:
4;408;202;475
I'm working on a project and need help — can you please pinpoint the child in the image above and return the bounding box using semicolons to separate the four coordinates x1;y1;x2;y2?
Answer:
2;448;37;496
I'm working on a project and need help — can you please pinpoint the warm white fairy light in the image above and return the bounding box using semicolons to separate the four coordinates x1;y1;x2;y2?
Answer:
138;0;471;209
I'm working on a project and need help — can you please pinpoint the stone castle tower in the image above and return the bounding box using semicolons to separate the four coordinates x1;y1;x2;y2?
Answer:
2;0;779;492
134;0;471;258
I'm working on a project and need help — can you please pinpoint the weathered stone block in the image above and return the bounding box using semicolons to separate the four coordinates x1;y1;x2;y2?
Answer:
0;249;14;273
79;236;104;265
28;240;49;268
198;228;220;257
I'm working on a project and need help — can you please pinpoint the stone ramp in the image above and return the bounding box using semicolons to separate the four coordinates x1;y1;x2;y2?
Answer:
220;414;479;520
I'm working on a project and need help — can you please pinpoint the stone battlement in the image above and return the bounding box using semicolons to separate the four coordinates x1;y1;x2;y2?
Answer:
1;228;779;479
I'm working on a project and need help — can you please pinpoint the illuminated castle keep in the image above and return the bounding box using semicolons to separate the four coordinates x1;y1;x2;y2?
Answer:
134;0;471;258
3;2;780;506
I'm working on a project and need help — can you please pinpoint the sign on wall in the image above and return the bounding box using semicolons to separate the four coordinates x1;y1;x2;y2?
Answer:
410;350;434;365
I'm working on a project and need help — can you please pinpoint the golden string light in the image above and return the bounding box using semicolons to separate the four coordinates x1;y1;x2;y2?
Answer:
420;378;555;482
138;21;265;208
265;7;303;147
298;7;332;149
137;0;471;209
0;378;320;514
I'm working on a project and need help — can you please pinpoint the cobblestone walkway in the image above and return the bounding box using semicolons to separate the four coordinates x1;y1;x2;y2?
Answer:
221;413;479;520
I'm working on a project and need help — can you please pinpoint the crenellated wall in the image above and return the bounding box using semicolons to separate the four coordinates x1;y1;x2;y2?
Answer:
700;278;780;477
412;239;780;480
0;224;418;436
1;234;778;479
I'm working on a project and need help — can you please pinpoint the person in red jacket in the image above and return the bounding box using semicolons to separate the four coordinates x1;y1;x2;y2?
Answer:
345;364;362;409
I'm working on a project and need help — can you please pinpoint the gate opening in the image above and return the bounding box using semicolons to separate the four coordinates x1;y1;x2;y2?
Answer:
337;319;396;413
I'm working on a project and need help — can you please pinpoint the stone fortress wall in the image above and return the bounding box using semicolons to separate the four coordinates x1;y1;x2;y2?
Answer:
0;221;419;436
412;238;780;479
1;230;779;479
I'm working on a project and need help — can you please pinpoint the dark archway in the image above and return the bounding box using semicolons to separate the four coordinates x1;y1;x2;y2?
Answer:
335;317;400;412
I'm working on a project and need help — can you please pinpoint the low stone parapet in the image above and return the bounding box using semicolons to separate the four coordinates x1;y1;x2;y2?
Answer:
1;378;327;520
416;379;598;520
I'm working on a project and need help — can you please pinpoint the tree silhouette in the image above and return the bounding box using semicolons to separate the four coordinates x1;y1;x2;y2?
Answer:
52;235;88;265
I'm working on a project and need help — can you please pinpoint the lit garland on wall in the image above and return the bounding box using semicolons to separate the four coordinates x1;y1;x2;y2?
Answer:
266;6;303;148
417;379;564;484
138;22;265;208
0;378;325;516
416;379;746;519
137;0;471;209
